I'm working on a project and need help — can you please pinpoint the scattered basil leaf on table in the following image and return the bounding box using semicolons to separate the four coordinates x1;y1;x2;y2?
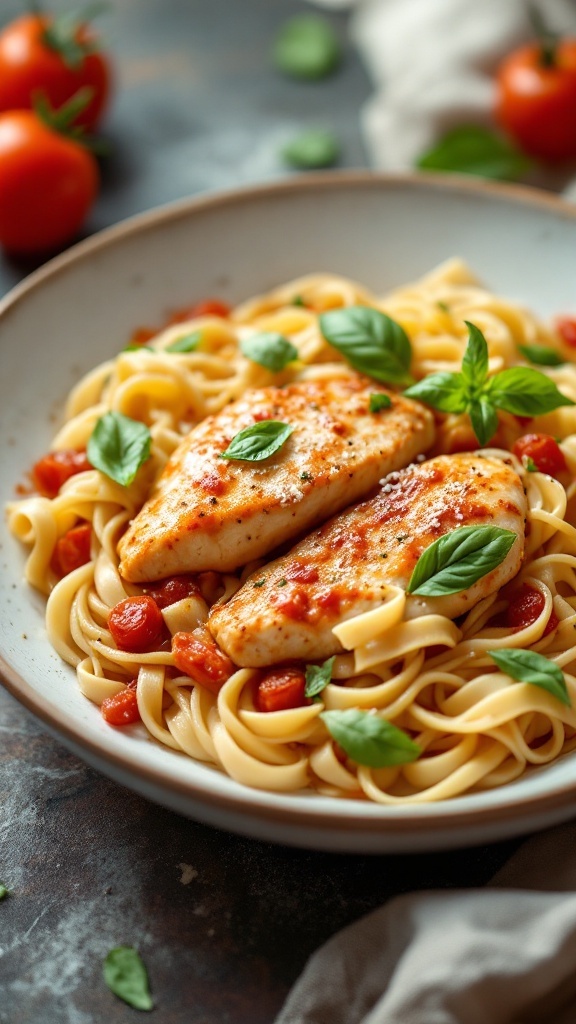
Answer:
305;656;335;699
220;421;294;462
319;306;413;386
518;343;565;367
166;331;202;353
87;411;152;487
240;332;298;372
282;130;340;169
407;525;517;597
103;945;153;1011
416;125;531;181
369;393;392;413
489;648;570;707
273;14;342;80
0;883;9;900
321;709;421;767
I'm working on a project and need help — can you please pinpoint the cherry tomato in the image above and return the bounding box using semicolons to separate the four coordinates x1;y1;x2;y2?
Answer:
255;666;307;713
512;433;567;477
143;575;201;610
101;688;141;726
507;583;559;636
0;13;110;131
51;521;91;577
172;630;233;694
168;299;231;323
0;109;98;252
495;39;576;161
32;448;92;498
108;596;164;653
556;317;576;348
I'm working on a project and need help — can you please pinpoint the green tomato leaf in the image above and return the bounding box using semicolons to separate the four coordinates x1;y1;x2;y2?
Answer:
404;371;468;414
485;367;575;416
240;332;298;372
87;411;152;488
273;14;342;80
489;648;570;707
469;397;498;447
166;331;202;353
407;525;517;597
518;343;565;367
220;420;293;462
461;321;489;389
282;129;340;169
416;125;531;181
103;946;153;1011
319;306;413;386
369;393;392;413
320;709;421;768
305;656;335;699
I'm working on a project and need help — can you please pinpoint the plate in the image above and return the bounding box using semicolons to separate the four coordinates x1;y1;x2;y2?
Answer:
3;171;576;853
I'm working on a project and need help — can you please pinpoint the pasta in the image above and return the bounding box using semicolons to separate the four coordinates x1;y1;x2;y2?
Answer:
9;258;576;804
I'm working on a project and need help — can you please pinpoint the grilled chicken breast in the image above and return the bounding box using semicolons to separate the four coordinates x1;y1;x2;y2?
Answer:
209;454;527;666
118;375;434;582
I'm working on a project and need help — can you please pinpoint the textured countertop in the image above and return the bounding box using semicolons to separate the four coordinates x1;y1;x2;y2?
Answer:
0;2;521;1021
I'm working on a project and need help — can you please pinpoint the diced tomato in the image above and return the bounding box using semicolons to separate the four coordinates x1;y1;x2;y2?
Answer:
512;433;567;478
507;583;559;636
556;317;576;348
101;688;141;726
129;327;157;345
32;448;92;498
172;629;233;694
168;298;231;323
51;521;91;577
108;595;164;652
255;666;307;713
142;574;201;610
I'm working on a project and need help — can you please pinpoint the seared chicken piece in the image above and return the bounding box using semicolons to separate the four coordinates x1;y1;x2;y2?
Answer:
119;375;434;581
209;454;527;666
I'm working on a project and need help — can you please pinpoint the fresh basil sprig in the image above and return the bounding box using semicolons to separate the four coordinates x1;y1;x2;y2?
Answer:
319;306;413;386
518;343;565;367
87;411;152;487
405;321;574;446
220;420;293;462
166;331;202;353
305;656;335;699
321;709;421;768
103;946;153;1011
369;393;392;413
489;648;570;707
240;332;298;372
407;525;517;597
273;14;341;80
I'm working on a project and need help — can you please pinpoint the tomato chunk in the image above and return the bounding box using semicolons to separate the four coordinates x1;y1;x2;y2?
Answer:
32;448;92;498
51;521;91;577
168;298;231;322
507;584;559;636
172;629;233;694
108;595;164;652
556;317;576;348
142;574;201;610
255;666;307;713
512;433;567;478
101;688;141;726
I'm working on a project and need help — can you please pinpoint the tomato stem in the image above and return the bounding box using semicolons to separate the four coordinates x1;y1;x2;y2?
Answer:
40;2;109;70
33;88;110;155
528;3;560;68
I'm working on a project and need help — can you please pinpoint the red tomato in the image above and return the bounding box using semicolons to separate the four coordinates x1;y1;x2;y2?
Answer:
507;583;559;636
512;433;567;477
108;596;164;653
172;630;233;694
143;575;201;610
255;666;307;713
168;299;231;323
101;688;141;726
51;521;91;576
0;14;110;131
495;40;576;160
32;448;92;498
556;317;576;348
0;109;98;252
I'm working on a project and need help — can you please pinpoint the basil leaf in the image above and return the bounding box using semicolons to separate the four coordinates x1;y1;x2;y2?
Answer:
518;343;565;367
103;946;153;1011
489;648;570;707
273;14;341;80
416;126;530;181
220;420;293;462
486;367;575;416
240;332;298;372
166;331;202;354
0;883;9;900
320;709;421;768
369;393;392;413
123;344;153;352
292;295;306;307
87;411;152;488
469;397;498;447
407;525;517;597
404;372;468;413
320;306;413;386
282;130;340;169
305;656;335;699
461;321;489;388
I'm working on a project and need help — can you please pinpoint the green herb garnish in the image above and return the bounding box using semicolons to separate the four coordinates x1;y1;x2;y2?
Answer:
273;14;342;80
282;129;340;169
103;946;153;1011
87;411;152;488
166;331;202;353
369;393;392;413
240;332;298;372
407;525;517;598
320;709;421;768
320;306;413;386
489;648;570;706
416;126;530;181
305;656;335;700
0;883;9;901
518;343;565;367
220;421;293;462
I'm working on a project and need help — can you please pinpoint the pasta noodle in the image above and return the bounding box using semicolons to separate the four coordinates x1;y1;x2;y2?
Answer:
9;258;576;804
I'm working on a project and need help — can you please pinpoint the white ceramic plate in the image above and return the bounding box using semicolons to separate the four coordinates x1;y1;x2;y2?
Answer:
4;172;576;853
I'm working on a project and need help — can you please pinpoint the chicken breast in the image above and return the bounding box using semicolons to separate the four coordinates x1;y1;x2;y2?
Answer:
118;375;434;582
209;454;527;666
